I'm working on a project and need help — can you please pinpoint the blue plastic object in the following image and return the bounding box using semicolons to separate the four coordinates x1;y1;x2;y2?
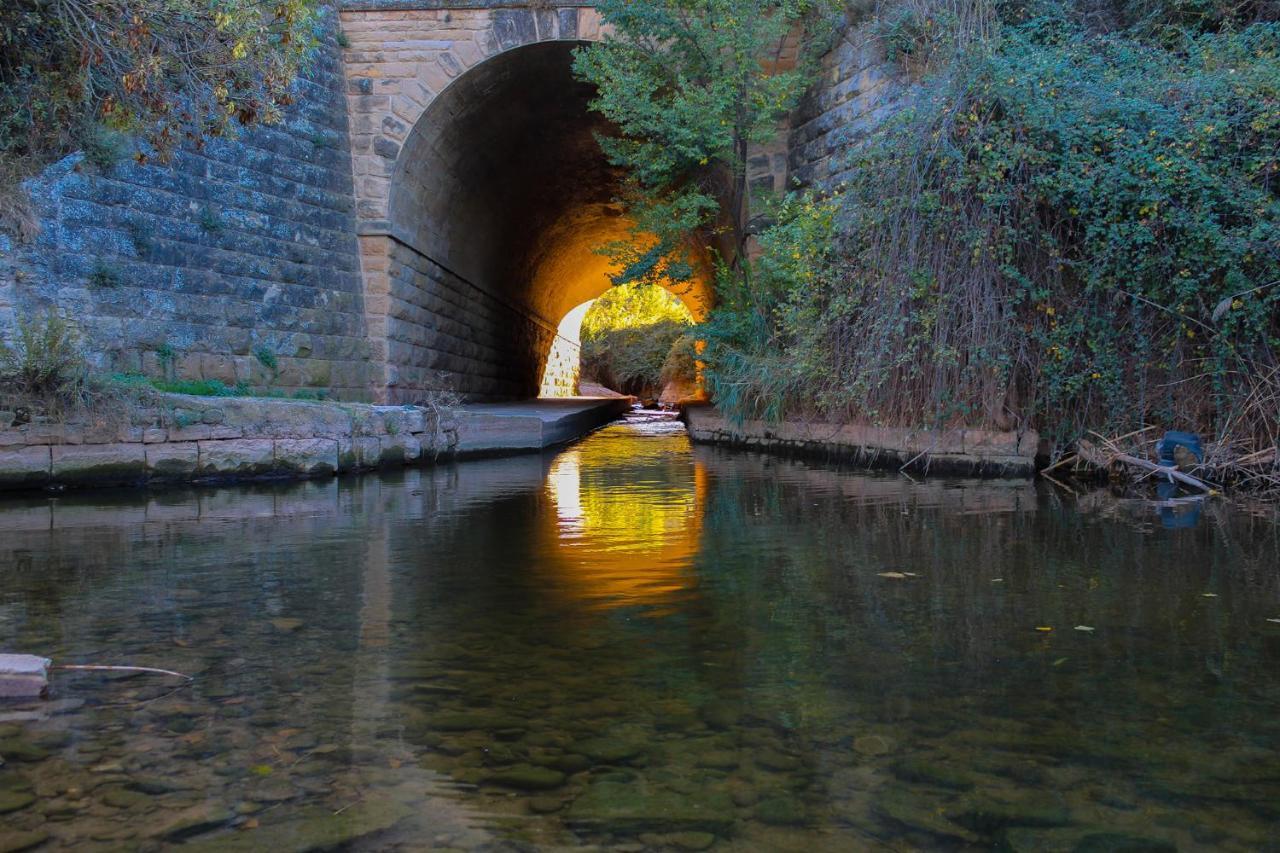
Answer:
1156;431;1203;466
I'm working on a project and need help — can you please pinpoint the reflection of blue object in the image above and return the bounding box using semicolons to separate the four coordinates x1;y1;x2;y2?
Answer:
1157;480;1203;528
1157;431;1203;466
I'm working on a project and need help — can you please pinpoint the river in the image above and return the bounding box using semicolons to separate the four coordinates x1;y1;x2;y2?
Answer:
1;412;1278;850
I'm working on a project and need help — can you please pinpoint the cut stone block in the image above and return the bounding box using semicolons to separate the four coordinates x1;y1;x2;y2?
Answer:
0;654;52;699
51;443;147;485
197;439;276;478
274;439;339;477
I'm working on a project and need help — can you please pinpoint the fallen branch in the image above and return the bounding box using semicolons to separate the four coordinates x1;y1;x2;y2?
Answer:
1111;452;1217;494
52;664;193;681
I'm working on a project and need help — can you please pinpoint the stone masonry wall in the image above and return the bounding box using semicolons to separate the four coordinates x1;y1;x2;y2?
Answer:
0;23;374;400
0;394;442;492
372;236;559;402
789;21;908;193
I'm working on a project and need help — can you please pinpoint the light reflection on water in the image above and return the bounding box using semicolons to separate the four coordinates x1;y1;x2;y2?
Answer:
0;412;1277;851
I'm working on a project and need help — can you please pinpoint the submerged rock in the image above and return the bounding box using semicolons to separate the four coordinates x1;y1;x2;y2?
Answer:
700;702;741;730
482;765;565;791
0;789;36;814
1002;827;1176;853
572;733;647;764
0;740;49;763
853;735;895;757
890;756;976;791
754;795;808;826
0;829;49;853
102;786;154;810
176;800;416;851
872;787;978;843
948;791;1071;831
427;712;525;733
641;831;718;851
568;778;734;835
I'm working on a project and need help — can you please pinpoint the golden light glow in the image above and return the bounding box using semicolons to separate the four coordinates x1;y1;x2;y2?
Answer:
537;428;707;611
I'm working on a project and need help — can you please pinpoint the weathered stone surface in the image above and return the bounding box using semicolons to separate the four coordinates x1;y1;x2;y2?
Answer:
197;439;276;477
352;436;382;468
146;442;200;479
682;404;1037;478
273;438;339;477
3;21;372;402
0;446;51;489
483;765;565;791
51;443;147;485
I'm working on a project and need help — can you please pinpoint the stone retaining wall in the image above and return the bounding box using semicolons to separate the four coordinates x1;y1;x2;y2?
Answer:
0;17;374;400
682;404;1042;477
0;394;447;491
0;393;632;492
790;19;908;193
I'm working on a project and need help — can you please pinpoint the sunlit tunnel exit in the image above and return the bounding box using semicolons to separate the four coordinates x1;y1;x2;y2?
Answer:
384;39;714;403
540;283;701;402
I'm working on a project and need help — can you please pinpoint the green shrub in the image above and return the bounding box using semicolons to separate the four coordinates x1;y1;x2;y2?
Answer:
150;378;245;397
0;311;86;404
581;320;691;396
253;344;278;372
88;259;121;288
579;282;695;395
704;17;1280;446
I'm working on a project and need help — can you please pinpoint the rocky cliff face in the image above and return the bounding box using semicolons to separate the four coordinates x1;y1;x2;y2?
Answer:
0;25;374;400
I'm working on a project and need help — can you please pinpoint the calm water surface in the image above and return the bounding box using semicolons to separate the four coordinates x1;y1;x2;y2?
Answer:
1;413;1279;851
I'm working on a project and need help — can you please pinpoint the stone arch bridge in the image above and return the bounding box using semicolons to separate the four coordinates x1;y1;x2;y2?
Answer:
341;0;736;402
0;1;890;403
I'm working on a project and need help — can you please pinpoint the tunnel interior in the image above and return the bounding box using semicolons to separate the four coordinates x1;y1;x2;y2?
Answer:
386;40;711;401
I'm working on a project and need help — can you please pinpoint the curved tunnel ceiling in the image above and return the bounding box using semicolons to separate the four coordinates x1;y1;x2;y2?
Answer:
388;40;711;329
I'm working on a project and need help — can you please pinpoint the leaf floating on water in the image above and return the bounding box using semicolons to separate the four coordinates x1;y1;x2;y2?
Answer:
1074;625;1095;632
1267;618;1280;624
991;578;1004;583
878;572;908;579
1052;657;1069;667
1035;626;1053;632
1201;593;1219;598
903;572;919;577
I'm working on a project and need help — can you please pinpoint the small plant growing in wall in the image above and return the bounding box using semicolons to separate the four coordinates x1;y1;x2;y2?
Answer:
125;221;153;258
155;341;178;380
253;343;280;387
197;205;223;234
335;29;350;48
81;125;127;172
88;258;121;289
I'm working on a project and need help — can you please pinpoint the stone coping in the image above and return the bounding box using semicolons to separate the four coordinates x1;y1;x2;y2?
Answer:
681;403;1042;478
0;394;631;493
341;0;588;9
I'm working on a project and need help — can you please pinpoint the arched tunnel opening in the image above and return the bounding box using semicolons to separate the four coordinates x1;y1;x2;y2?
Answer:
383;40;712;403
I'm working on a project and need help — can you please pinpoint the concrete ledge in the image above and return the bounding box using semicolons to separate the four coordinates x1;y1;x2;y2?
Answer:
453;397;634;454
681;403;1039;478
0;395;631;494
